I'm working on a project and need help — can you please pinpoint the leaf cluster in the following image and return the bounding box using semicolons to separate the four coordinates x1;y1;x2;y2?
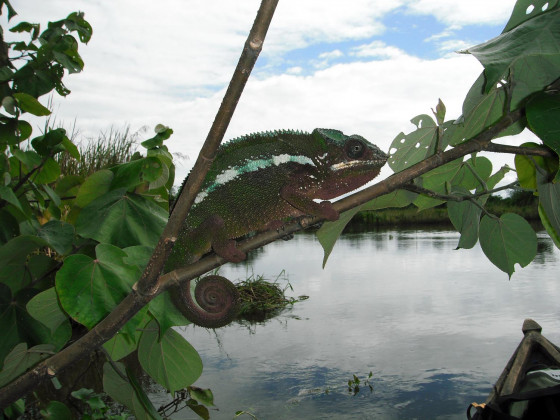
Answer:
0;6;210;420
318;0;560;277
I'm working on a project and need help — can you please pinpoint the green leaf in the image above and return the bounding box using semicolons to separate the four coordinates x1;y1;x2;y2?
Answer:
0;185;24;213
452;157;493;190
55;244;140;329
37;220;74;255
53;49;84;74
110;157;164;190
39;401;72;420
503;0;558;33
138;319;203;393
0;343;54;388
189;387;215;407
12;93;51;116
526;92;560;180
33;158;61;185
103;362;161;420
148;290;192;336
31;128;66;157
0;209;19;245
466;8;560;105
388;114;438;171
126;366;164;420
0;235;47;293
55;175;83;197
26;287;68;335
103;330;141;362
411;159;464;211
515;142;558;189
74;169;113;208
447;193;482;249
450;73;507;144
10;148;42;173
361;189;417;211
75;189;168;248
141;125;173;149
539;202;560;249
2;0;17;21
479;213;537;277
317;207;360;268
0;285;71;364
538;182;560;249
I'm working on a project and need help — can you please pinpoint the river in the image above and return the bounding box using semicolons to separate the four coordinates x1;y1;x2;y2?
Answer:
166;226;560;419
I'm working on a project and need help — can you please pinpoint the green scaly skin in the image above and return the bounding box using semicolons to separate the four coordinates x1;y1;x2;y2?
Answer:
167;128;387;328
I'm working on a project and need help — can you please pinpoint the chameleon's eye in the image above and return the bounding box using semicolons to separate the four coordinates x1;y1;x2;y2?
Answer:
345;139;365;159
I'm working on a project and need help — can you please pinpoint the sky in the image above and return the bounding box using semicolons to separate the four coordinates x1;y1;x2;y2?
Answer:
6;0;527;185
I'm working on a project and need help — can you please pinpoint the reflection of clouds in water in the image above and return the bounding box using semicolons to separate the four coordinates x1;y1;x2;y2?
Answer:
172;228;560;419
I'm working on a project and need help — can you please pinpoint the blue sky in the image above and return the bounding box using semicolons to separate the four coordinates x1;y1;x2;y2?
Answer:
7;0;524;183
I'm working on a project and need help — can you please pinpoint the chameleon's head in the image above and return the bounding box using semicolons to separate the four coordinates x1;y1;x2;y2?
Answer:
312;128;388;198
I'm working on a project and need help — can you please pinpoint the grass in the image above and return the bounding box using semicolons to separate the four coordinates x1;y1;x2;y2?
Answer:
56;125;142;178
235;272;308;322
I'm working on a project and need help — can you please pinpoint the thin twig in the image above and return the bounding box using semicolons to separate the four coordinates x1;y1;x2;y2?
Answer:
486;142;554;157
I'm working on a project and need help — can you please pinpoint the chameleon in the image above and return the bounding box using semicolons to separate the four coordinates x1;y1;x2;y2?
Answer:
166;128;387;328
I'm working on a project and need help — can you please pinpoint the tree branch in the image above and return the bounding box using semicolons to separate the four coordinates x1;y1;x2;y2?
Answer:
485;142;554;157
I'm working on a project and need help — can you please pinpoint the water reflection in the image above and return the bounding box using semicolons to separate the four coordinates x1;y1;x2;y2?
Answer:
170;227;560;419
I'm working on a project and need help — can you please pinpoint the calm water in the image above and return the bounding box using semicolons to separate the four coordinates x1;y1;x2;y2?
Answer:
165;227;560;419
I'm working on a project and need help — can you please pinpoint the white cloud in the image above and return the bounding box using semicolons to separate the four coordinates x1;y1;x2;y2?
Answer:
4;0;527;185
404;0;516;26
351;41;406;59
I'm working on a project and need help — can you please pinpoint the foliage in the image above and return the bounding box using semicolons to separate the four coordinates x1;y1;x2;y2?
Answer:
347;372;373;396
318;0;560;278
0;6;209;420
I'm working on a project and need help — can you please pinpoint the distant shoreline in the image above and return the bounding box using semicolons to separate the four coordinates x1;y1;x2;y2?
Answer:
348;199;540;228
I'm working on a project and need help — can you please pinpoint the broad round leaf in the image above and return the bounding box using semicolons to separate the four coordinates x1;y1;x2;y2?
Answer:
138;320;203;393
75;189;168;248
55;244;140;329
26;287;68;334
103;362;162;420
448;196;482;250
0;343;54;388
37;220;74;255
388;114;438;172
148;290;192;336
479;213;537;277
74;169;113;208
0;235;47;293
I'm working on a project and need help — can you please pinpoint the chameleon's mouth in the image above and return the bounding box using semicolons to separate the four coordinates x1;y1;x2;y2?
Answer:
330;157;387;172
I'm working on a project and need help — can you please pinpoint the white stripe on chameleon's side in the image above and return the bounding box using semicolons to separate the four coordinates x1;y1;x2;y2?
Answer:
193;154;314;205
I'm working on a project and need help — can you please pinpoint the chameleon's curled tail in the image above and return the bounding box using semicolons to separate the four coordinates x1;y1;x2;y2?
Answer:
173;275;239;328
